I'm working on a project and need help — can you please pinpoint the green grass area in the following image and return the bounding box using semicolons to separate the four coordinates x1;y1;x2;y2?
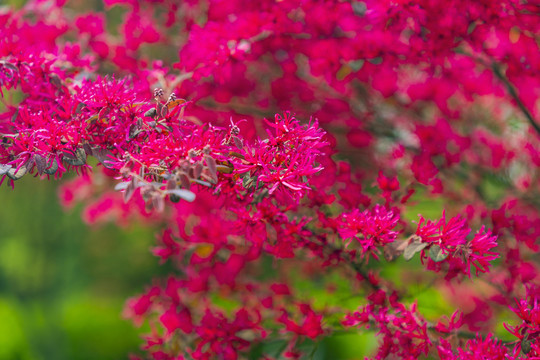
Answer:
0;177;164;360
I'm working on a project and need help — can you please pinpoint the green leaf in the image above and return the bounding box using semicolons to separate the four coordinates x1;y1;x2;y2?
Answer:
144;108;157;118
0;164;11;175
166;189;195;202
43;157;58;175
242;176;252;188
521;334;532;354
429;245;448;262
193;179;211;187
91;148;115;169
403;242;428;261
63;148;87;166
6;165;27;180
114;182;130;191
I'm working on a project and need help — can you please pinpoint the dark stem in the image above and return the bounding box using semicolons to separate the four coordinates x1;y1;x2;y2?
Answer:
491;63;540;136
455;48;540;136
302;231;383;292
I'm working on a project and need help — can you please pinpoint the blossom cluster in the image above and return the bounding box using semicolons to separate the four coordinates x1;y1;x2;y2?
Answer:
2;0;540;359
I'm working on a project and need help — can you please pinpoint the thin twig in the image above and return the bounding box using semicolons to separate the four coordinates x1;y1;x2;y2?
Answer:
491;63;540;136
455;48;540;136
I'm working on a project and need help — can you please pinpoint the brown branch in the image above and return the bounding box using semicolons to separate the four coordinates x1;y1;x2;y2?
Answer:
490;63;540;136
454;48;540;136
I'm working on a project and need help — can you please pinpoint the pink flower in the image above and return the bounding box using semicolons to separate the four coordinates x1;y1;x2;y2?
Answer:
339;204;400;259
159;306;193;335
415;213;499;278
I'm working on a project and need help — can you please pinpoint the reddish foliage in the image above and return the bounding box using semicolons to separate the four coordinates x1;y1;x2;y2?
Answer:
3;0;540;358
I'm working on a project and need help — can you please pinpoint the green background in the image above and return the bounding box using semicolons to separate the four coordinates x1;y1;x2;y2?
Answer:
0;178;381;360
0;177;163;359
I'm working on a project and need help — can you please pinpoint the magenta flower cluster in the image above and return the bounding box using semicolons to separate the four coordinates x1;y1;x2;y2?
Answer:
3;0;540;358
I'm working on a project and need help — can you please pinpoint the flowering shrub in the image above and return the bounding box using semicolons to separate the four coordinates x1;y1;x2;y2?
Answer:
2;0;540;358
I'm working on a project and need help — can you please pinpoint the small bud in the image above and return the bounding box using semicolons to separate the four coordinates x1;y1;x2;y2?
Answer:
153;88;164;98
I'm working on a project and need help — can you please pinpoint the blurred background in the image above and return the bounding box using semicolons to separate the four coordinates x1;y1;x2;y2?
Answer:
0;176;166;359
0;1;466;359
0;177;376;360
0;0;160;355
0;178;448;360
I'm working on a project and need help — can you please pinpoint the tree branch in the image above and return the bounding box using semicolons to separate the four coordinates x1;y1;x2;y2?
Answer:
490;63;540;136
